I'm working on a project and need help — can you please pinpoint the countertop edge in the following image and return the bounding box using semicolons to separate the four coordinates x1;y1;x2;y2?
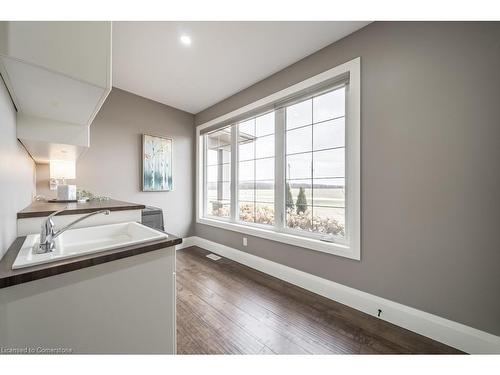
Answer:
17;199;146;219
0;231;182;289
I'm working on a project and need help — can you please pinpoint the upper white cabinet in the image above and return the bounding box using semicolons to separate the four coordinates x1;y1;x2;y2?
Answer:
0;21;112;163
1;22;111;88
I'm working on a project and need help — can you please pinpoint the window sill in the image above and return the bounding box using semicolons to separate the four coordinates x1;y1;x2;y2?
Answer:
196;217;360;260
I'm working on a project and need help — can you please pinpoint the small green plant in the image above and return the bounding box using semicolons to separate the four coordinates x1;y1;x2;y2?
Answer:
76;189;94;200
285;182;295;211
296;187;307;214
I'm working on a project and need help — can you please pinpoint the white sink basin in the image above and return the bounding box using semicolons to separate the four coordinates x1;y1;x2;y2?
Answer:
12;222;168;270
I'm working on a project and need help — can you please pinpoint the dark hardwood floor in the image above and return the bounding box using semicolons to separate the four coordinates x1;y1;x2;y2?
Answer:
176;246;463;354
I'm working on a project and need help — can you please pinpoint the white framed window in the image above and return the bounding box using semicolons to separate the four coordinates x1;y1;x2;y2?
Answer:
196;57;360;260
203;126;232;219
237;112;275;226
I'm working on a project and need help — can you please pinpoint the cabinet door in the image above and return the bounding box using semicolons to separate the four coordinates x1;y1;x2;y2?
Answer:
1;21;112;88
0;247;176;354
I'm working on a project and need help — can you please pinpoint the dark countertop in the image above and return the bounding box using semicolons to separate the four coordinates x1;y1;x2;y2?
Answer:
0;229;182;289
17;199;146;219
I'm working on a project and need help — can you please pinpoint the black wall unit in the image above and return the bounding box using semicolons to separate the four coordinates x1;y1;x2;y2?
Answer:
141;206;164;231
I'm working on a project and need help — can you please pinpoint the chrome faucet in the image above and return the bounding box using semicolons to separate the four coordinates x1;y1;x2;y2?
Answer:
37;209;111;254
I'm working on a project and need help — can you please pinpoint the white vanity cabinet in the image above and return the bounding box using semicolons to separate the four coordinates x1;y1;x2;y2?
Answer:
0;245;177;354
1;200;178;354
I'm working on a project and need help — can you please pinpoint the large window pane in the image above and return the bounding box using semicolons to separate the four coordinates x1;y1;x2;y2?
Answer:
239;201;255;223
286;153;312;180
255;157;274;180
283;85;347;238
256;112;274;137
312;178;345;208
205;127;232;218
313;87;345;123
286;180;312;210
286;99;312;130
208;200;230;218
313;148;345;178
238;118;255;137
237;113;275;227
207;149;218;166
207;182;231;201
313;118;344;151
286;125;312;155
286;210;313;232
285;180;312;232
256;202;275;225
255;181;274;203
256;135;275;159
239;160;254;181
203;81;348;241
238;182;255;202
221;182;231;200
206;165;218;183
312;207;345;237
207;181;217;199
239;140;254;161
206;163;231;182
207;129;231;149
222;163;231;181
222;150;231;164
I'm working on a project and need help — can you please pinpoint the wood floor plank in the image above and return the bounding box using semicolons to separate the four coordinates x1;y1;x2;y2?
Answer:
177;281;264;354
178;271;311;354
181;247;456;354
177;248;360;353
176;246;463;355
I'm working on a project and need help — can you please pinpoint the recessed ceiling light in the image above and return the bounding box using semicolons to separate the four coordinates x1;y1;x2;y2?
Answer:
180;35;192;46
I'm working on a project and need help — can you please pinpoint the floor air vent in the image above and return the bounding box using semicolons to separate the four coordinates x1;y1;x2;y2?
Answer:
206;253;222;261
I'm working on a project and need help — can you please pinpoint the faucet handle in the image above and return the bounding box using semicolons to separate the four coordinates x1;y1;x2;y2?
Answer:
41;209;66;237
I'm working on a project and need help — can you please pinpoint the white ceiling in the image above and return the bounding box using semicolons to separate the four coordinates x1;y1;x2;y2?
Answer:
112;22;369;114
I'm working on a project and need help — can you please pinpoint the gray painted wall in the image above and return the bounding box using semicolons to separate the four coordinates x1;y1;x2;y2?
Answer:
194;22;500;335
36;88;195;237
0;78;35;258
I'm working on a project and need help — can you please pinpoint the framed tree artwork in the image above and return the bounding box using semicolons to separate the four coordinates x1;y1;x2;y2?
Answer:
142;134;173;191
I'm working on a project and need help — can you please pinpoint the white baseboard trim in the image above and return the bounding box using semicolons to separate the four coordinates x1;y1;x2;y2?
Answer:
179;236;500;354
